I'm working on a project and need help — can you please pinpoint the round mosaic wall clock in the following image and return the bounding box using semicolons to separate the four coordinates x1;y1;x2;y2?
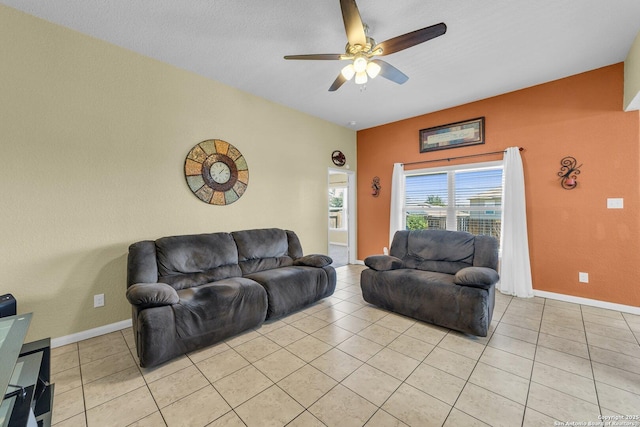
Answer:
184;139;249;205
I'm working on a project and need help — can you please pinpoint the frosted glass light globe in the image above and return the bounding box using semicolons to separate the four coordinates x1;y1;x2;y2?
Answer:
341;64;356;80
353;56;368;73
366;61;381;78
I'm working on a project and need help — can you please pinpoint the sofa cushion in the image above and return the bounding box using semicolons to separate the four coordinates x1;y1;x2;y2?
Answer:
454;267;500;289
392;230;475;275
294;254;333;268
172;277;267;338
360;268;493;336
364;255;404;271
285;230;304;259
155;233;242;290
233;228;295;274
127;241;159;285
472;235;500;270
245;266;334;319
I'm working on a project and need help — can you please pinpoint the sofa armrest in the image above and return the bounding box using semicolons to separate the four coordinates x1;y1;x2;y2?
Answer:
126;283;179;309
453;267;499;289
364;255;404;271
294;254;333;268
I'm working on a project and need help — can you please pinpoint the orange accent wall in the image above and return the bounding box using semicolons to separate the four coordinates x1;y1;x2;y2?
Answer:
357;63;640;307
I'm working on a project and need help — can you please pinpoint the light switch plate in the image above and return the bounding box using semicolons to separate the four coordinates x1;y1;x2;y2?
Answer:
607;198;624;209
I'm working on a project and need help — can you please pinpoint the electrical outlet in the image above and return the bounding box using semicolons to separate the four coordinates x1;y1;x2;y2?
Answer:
94;294;105;308
579;272;589;283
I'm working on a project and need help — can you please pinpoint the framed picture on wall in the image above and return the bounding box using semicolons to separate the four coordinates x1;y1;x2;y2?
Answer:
419;117;485;153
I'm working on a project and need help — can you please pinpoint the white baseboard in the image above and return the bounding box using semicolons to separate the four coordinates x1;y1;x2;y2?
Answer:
51;318;132;348
533;290;640;316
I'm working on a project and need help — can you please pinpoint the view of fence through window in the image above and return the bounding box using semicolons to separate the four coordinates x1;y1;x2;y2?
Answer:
405;165;504;242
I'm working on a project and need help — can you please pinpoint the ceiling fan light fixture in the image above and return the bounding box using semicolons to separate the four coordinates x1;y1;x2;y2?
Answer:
355;71;368;85
366;61;381;79
341;64;356;80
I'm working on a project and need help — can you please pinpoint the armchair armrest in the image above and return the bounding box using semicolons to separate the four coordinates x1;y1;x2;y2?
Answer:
126;283;179;309
453;267;499;289
364;255;404;271
294;254;333;268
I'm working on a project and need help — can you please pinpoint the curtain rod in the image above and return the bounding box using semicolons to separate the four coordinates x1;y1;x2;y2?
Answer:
402;147;524;167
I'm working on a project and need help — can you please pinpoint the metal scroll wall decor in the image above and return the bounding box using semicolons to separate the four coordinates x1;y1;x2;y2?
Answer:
557;156;581;190
371;176;381;197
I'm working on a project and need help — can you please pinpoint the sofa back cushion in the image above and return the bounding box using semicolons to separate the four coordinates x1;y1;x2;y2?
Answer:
127;240;159;286
155;232;242;290
232;228;295;275
473;235;499;270
391;230;475;275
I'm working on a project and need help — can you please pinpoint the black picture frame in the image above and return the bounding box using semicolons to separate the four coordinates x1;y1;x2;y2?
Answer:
419;117;485;153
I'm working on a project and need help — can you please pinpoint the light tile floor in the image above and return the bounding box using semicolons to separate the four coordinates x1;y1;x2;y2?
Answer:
50;265;640;427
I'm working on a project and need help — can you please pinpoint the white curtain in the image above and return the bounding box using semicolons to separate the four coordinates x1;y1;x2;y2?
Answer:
498;147;534;298
389;163;405;248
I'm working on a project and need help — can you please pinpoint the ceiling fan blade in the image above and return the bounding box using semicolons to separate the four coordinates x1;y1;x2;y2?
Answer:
339;0;367;47
374;22;447;56
328;73;348;92
284;54;344;60
370;59;408;85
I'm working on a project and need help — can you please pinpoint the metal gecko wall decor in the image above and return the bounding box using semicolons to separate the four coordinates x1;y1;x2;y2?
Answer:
557;156;582;190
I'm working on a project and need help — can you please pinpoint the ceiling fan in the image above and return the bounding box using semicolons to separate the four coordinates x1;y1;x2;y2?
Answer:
284;0;447;91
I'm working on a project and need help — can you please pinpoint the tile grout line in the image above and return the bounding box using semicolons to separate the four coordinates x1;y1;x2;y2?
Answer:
519;295;546;427
121;330;159;426
354;317;447;427
581;304;604;420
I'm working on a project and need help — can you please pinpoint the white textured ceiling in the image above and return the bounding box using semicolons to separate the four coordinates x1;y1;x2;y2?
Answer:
3;0;640;130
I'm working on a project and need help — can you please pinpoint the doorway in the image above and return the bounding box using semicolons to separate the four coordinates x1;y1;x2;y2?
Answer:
328;168;355;267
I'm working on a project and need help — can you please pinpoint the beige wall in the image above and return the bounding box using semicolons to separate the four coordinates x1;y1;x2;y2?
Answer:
624;31;640;111
0;6;356;341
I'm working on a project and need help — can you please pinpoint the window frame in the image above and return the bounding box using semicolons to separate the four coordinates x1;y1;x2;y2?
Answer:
403;160;504;233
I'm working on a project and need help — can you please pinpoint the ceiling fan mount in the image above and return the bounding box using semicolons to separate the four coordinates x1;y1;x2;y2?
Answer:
343;24;378;57
284;0;447;91
344;38;374;56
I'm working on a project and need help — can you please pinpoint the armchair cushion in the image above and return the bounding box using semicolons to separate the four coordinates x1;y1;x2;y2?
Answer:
364;255;404;271
294;254;333;268
453;267;500;289
126;283;179;308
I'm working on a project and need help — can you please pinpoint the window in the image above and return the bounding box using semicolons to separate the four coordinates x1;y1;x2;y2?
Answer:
404;161;503;242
